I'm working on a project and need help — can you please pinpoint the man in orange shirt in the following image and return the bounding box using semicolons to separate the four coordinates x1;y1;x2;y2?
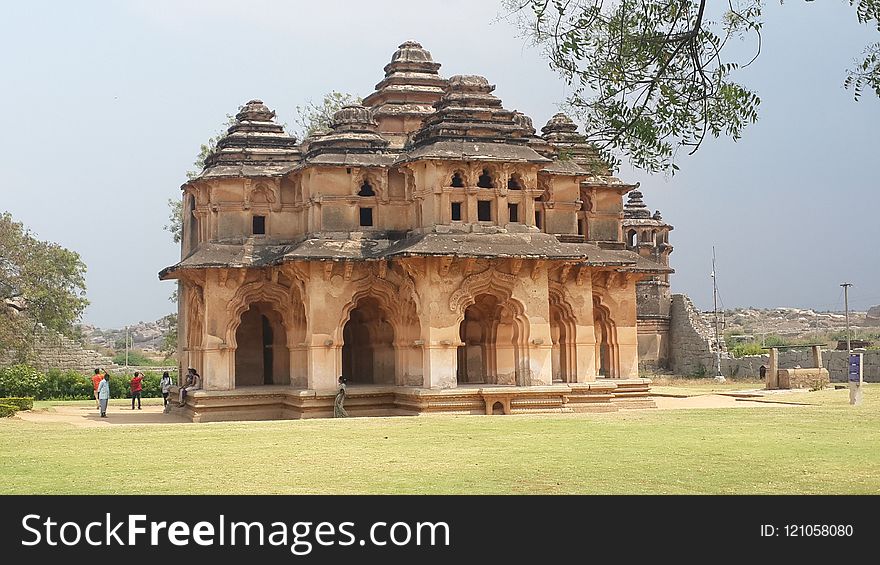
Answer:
91;368;104;409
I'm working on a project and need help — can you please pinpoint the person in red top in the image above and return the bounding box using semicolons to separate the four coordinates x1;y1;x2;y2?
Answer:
91;369;104;409
130;371;143;410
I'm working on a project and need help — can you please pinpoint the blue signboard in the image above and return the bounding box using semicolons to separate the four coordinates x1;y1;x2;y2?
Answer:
849;354;862;383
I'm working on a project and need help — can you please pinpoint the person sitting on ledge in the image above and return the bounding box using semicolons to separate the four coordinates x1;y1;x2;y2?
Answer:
178;368;202;407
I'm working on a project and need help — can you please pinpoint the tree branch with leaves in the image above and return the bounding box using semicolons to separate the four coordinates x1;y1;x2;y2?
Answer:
509;0;879;173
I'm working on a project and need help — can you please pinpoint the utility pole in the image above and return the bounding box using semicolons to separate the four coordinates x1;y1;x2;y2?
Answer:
712;247;725;382
841;283;852;353
125;325;130;370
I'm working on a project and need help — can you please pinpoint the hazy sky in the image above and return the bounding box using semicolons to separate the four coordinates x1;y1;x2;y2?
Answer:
1;1;877;328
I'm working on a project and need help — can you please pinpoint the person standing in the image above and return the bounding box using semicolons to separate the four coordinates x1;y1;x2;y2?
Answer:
160;371;173;407
97;373;110;418
333;376;348;418
130;371;143;410
91;369;103;409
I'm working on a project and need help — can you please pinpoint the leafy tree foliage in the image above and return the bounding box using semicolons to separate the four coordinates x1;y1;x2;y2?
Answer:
293;91;362;138
0;212;89;360
510;0;879;173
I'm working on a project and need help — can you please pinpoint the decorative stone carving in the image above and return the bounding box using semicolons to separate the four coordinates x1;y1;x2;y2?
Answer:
448;268;518;313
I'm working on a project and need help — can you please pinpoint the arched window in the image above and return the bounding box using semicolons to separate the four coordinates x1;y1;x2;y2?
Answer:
358;180;375;197
477;168;494;189
627;230;637;248
507;173;523;190
451;171;465;188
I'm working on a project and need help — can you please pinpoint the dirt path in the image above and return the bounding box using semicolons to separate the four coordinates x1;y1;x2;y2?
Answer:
14;404;191;427
8;390;808;428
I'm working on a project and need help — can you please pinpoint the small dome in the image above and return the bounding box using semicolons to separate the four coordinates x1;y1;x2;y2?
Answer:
513;111;536;135
330;104;378;132
541;112;579;135
446;75;494;94
624;190;651;219
390;40;435;64
236;99;275;122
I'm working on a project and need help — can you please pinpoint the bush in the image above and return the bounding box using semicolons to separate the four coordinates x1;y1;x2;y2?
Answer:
0;403;17;417
105;371;164;399
730;342;766;358
0;365;46;398
43;369;93;400
0;397;34;410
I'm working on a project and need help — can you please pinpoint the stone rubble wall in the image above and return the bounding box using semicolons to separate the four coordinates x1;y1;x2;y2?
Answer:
1;325;119;374
723;349;879;383
668;294;725;376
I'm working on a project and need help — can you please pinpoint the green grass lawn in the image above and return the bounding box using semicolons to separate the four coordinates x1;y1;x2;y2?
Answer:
1;384;877;494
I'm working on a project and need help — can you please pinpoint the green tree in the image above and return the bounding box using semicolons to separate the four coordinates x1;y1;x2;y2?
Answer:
0;212;89;360
293;91;362;138
159;312;178;361
509;0;879;173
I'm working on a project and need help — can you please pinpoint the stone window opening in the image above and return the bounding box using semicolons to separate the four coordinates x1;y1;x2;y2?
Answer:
252;215;266;235
491;401;505;415
477;168;494;189
507;173;523;190
508;203;519;223
627;229;637;248
477;200;492;222
187;195;199;254
451;171;465;188
359;207;374;227
358;180;376;197
451;202;463;221
577;219;585;236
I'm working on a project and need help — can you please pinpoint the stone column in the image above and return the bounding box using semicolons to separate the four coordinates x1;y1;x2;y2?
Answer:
767;347;778;390
422;326;458;389
812;345;823;369
306;337;339;392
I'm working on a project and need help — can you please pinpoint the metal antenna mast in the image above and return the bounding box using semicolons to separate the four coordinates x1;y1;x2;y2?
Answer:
712;247;725;382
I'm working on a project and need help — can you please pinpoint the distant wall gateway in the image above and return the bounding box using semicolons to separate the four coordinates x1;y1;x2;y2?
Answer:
159;41;670;421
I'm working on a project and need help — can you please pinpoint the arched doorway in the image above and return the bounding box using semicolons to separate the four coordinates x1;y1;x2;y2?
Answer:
342;297;395;384
593;295;618;378
234;302;289;386
457;293;528;385
550;304;574;383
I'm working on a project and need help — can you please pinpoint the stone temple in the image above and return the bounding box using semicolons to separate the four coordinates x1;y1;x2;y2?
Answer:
159;41;673;421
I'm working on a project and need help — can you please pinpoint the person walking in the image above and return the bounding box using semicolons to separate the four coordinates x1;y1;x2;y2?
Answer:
130;371;143;410
91;368;104;409
160;371;173;407
333;376;348;418
97;373;110;418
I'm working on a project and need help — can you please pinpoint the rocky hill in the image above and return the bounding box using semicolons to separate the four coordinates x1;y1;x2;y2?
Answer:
79;319;171;354
718;307;873;342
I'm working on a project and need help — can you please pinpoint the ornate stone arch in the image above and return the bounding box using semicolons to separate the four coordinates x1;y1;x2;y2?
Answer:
449;268;519;316
336;274;417;340
225;280;305;349
548;282;579;325
592;293;620;378
184;281;205;349
549;282;579;382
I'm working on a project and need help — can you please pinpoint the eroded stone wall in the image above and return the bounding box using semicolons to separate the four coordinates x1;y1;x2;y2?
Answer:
1;325;118;374
668;294;723;376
